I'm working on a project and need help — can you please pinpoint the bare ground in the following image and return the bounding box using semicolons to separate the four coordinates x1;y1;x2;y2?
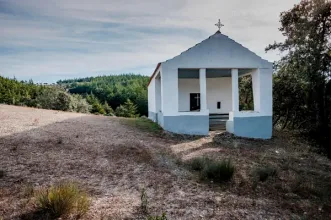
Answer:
0;104;331;220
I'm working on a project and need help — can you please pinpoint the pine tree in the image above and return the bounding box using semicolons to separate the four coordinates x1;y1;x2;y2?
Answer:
115;99;139;118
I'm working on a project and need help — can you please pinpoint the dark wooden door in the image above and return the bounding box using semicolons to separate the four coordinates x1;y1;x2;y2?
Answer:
190;93;200;111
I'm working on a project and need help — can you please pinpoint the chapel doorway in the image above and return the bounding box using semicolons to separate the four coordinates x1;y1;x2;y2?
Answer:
190;93;200;111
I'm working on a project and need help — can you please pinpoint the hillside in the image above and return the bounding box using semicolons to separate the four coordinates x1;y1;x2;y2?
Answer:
0;105;330;219
57;74;149;116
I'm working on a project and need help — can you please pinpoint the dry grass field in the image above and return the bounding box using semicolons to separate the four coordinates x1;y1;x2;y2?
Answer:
0;104;331;219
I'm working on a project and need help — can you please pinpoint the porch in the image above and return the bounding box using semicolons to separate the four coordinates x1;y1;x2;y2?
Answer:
177;68;255;131
148;31;273;138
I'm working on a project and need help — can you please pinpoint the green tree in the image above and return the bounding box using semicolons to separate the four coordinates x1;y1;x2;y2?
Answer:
239;75;254;111
0;75;92;114
71;94;91;113
266;0;331;155
58;74;149;116
103;102;114;115
56;91;72;111
86;93;106;114
115;99;139;118
91;102;106;114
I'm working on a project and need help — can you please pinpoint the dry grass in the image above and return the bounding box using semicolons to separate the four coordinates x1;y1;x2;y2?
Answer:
1;104;331;219
35;182;90;219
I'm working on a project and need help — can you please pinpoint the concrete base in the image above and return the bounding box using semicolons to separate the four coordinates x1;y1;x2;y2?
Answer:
226;116;272;139
148;111;157;122
226;120;234;133
162;115;209;135
157;112;164;127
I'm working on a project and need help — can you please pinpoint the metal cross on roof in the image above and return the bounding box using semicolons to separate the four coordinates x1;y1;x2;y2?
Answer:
215;19;224;32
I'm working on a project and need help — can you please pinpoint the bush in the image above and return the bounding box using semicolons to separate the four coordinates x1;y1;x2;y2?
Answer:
91;102;106;114
140;188;148;214
186;157;235;182
147;213;167;220
56;91;72;111
35;182;90;218
115;99;139;118
103;102;114;115
253;165;277;182
71;94;91;113
187;157;210;171
35;88;59;110
200;159;235;182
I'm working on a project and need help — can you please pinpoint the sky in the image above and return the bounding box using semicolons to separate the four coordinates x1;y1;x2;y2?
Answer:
0;0;299;83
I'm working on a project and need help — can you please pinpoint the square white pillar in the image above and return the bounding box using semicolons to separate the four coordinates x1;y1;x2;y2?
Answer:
252;69;261;112
199;68;207;112
231;69;239;113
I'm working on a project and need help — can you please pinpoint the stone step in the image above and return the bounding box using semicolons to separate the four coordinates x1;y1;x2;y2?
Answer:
209;120;227;125
209;114;229;118
209;125;226;131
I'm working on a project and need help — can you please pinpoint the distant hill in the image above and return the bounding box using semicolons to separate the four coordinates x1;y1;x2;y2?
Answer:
57;74;149;116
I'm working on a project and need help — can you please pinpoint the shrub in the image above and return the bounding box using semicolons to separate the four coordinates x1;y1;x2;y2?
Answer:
91;102;106;114
103;102;114;115
140;188;148;214
71;94;91;113
187;157;210;171
55;91;72;111
253;165;277;182
187;157;235;182
35;182;90;218
147;212;167;220
200;159;235;182
115;99;139;118
35;88;59;110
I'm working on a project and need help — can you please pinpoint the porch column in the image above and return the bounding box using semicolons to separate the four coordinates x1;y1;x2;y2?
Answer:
231;68;239;113
199;68;207;112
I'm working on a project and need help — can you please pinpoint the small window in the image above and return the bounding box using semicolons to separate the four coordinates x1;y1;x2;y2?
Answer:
217;102;221;109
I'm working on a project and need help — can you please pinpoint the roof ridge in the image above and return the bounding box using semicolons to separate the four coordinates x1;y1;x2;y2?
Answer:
164;32;226;63
164;31;270;65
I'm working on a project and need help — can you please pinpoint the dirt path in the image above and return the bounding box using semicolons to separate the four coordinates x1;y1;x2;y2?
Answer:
0;105;330;220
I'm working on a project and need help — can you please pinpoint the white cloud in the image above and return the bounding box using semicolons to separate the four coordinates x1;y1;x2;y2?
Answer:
0;0;300;82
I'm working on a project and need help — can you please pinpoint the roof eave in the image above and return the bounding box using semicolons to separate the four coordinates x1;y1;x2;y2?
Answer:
147;62;161;87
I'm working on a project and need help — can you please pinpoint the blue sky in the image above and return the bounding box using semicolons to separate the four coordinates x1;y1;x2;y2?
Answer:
0;0;299;83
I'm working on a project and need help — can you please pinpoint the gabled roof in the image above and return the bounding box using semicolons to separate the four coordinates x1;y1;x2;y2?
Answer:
147;62;161;86
148;31;272;86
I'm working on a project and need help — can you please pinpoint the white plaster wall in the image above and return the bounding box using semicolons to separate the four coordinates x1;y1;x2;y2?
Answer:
178;78;232;114
178;79;199;112
155;76;161;112
148;78;155;113
259;68;273;116
251;68;273;116
158;32;273;117
207;77;232;113
161;64;178;116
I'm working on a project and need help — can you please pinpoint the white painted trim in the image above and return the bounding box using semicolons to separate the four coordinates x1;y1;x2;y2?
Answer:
199;69;207;111
174;111;209;116
230;111;271;118
231;69;239;113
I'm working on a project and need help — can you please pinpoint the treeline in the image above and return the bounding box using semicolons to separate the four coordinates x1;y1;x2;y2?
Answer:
0;74;147;118
57;74;149;116
240;0;331;157
0;76;90;113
